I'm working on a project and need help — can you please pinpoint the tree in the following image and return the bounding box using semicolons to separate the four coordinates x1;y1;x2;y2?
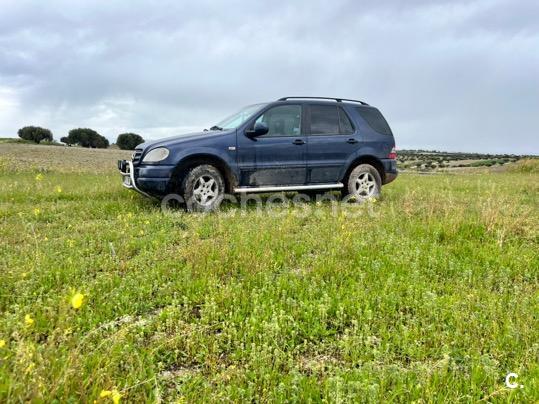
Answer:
66;128;109;148
116;133;144;150
17;126;53;143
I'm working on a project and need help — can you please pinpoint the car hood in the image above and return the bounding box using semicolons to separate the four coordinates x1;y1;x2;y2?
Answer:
136;130;232;151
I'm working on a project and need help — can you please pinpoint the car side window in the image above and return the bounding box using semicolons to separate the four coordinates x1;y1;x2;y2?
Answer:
338;108;355;135
310;105;340;135
255;105;302;137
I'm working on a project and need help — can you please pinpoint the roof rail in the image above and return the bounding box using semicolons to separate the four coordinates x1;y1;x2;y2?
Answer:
277;96;369;105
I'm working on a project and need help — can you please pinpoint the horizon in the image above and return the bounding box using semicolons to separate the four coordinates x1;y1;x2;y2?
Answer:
3;134;538;157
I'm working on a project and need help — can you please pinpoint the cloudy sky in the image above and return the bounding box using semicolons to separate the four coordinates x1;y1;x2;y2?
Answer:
1;0;538;154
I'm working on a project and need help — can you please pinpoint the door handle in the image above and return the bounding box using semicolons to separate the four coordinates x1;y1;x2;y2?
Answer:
346;138;358;144
293;139;305;145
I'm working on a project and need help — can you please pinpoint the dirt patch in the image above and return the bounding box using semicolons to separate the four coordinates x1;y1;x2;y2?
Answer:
0;143;131;173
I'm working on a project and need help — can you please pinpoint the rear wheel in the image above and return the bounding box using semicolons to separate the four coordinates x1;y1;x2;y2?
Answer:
182;164;225;212
342;164;382;201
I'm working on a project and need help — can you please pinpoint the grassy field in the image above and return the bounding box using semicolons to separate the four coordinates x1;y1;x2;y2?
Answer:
0;144;537;402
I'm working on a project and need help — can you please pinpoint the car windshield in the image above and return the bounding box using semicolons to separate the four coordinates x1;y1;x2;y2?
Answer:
214;103;267;130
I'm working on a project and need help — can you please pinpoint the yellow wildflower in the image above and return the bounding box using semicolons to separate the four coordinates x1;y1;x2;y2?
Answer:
35;173;43;181
139;230;144;236
56;185;62;193
144;220;150;225
33;208;41;216
99;388;121;403
71;292;84;309
25;314;34;326
112;389;121;404
0;339;5;348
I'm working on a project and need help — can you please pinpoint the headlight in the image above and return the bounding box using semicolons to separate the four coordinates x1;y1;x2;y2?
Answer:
142;147;169;163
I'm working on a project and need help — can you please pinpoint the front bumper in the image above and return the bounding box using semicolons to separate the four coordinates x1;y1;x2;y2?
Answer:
118;160;154;198
118;160;175;198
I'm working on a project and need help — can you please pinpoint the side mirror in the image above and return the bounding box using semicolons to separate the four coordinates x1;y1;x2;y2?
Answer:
246;121;269;138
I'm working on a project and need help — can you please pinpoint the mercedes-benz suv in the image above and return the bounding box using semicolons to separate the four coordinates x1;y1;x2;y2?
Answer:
118;96;397;211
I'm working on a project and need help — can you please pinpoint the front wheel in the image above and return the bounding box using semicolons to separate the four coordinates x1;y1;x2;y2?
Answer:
182;164;225;212
343;164;382;201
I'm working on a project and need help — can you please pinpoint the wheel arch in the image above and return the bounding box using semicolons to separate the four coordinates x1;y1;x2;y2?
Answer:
169;153;238;193
341;155;385;184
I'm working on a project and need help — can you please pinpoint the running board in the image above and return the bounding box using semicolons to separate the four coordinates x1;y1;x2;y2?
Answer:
233;183;343;193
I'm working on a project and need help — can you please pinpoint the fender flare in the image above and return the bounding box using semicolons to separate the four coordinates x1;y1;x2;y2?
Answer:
170;147;239;191
339;149;386;183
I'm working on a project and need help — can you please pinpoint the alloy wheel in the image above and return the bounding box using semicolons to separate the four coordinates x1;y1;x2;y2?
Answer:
354;172;377;197
193;175;218;206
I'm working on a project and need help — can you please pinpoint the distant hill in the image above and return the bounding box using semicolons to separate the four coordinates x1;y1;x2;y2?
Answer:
397;149;537;171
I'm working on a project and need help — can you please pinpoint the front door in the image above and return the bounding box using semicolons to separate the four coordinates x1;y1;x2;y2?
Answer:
237;104;306;186
306;104;359;183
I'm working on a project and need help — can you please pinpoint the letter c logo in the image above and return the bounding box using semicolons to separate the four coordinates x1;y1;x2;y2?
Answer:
505;373;522;389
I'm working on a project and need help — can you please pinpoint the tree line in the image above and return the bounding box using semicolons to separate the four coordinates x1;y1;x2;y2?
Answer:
17;126;144;150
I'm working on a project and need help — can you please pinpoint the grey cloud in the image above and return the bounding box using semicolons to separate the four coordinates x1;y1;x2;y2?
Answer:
0;0;537;154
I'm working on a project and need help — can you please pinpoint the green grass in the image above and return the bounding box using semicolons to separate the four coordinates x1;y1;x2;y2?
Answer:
0;138;62;147
0;137;33;145
0;147;538;402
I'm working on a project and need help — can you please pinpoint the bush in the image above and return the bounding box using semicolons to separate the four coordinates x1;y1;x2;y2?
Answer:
17;126;53;143
66;128;109;149
60;136;70;145
116;133;144;150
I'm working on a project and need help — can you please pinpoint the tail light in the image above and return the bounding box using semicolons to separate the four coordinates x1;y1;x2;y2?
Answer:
388;147;397;160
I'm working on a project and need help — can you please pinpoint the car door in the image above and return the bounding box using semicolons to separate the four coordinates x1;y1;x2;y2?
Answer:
237;104;306;186
306;104;359;183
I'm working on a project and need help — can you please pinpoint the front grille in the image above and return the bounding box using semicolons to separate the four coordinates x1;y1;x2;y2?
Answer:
132;149;143;165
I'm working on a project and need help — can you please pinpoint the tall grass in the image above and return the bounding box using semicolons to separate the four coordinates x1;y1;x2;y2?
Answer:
0;155;537;402
508;158;539;174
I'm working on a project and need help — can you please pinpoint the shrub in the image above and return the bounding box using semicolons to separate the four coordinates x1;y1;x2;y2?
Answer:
17;126;53;143
116;133;144;150
66;128;109;148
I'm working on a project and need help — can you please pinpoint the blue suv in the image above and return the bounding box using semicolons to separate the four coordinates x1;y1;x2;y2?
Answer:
118;96;397;211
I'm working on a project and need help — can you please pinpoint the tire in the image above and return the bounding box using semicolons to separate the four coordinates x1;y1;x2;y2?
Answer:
342;164;382;201
181;164;225;212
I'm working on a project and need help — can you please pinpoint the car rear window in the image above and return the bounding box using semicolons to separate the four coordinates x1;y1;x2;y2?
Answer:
338;108;354;135
310;105;340;135
355;107;392;135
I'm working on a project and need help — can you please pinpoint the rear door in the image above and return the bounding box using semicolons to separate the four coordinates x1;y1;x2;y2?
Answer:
237;104;307;186
306;104;358;183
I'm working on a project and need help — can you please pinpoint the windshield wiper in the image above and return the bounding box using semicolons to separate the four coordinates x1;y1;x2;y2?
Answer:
203;125;223;132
